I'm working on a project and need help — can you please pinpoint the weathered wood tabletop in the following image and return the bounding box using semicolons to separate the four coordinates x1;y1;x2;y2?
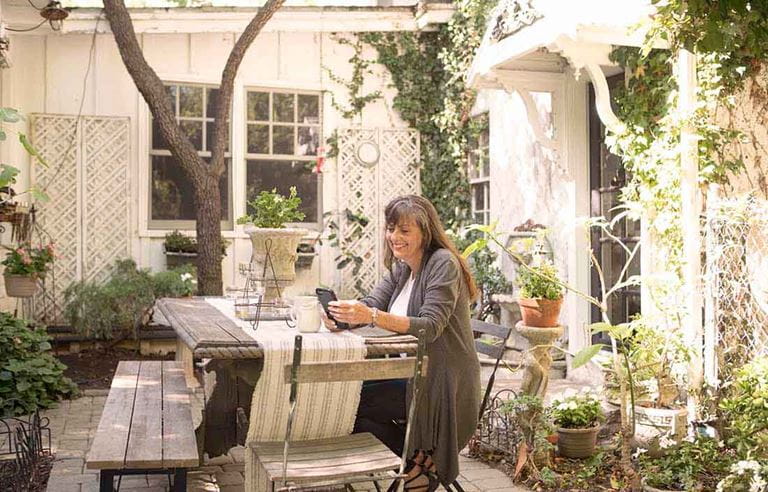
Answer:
154;297;418;457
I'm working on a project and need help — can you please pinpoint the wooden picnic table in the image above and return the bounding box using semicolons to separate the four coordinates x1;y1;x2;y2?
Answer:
154;297;418;458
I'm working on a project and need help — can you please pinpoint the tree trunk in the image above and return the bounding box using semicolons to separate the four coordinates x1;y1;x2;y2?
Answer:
194;175;223;295
104;0;285;295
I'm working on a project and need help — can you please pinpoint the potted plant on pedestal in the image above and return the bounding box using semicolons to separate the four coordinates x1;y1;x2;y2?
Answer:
550;388;604;459
2;243;55;297
237;187;307;302
163;230;229;269
516;260;564;327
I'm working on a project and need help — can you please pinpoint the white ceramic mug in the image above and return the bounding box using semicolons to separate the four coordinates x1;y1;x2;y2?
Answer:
290;296;321;333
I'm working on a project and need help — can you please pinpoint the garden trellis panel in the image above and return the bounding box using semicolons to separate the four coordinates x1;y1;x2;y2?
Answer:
704;194;768;386
336;128;420;298
30;114;130;324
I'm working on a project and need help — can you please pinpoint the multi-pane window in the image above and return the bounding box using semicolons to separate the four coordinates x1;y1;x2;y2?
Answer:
467;114;490;225
245;89;321;225
150;83;231;228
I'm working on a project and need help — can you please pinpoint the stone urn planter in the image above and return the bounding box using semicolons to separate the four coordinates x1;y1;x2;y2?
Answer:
517;297;563;327
633;404;688;441
515;322;563;398
556;425;600;458
245;226;307;302
4;274;39;298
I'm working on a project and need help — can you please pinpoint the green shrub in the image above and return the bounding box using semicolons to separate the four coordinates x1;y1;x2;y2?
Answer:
516;261;563;300
163;230;229;256
0;313;77;416
638;436;732;490
152;265;196;298
720;356;768;459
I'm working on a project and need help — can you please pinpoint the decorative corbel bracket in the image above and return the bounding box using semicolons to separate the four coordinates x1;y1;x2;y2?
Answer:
496;78;559;152
551;36;626;134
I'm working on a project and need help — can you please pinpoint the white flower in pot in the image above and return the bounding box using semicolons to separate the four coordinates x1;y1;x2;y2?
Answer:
550;388;604;459
237;187;307;302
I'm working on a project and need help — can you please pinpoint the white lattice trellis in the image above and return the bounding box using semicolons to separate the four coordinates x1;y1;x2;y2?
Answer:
30;114;130;324
704;194;768;386
336;128;420;298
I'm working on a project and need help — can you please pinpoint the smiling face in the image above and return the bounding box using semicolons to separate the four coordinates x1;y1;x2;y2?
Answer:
386;217;424;270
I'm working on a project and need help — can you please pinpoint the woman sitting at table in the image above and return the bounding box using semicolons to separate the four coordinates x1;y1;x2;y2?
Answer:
325;195;481;491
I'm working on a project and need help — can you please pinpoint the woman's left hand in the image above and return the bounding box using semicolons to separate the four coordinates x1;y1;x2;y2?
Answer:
328;300;373;325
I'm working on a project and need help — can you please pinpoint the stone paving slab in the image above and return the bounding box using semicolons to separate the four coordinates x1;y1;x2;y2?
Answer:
42;378;587;491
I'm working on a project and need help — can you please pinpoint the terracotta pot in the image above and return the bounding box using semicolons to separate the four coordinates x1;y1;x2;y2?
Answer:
556;425;599;458
517;297;563;327
4;274;39;298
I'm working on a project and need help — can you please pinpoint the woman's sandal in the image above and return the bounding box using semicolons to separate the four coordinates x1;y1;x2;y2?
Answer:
403;455;439;492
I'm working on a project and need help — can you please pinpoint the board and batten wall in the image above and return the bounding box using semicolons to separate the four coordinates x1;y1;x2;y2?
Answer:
0;29;407;305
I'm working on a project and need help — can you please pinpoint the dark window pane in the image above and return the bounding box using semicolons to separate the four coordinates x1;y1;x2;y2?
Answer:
273;126;294;154
247;124;269;154
273;93;295;122
206;87;220;119
179;86;203;117
297;94;319;123
152;120;168;151
474;184;485;210
180;120;203;150
151;155;230;221
166;85;177;113
297;126;319;156
247;91;270;121
246;159;318;222
206;121;230;153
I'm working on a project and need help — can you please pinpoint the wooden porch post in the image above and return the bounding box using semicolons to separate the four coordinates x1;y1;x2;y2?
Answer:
678;49;703;416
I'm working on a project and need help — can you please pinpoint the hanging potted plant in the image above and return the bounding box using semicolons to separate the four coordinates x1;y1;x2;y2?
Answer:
516;260;564;327
237;187;307;302
162;230;229;269
550;388;604;459
2;242;55;297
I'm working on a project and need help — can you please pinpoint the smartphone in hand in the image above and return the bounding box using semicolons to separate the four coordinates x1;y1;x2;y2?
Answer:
315;288;351;330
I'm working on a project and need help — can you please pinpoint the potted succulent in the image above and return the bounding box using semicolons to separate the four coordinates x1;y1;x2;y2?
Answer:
162;230;229;269
2;242;55;297
516;260;564;327
550;389;603;458
237;187;307;301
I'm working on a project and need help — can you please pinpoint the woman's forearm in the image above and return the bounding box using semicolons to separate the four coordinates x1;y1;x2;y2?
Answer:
373;309;411;334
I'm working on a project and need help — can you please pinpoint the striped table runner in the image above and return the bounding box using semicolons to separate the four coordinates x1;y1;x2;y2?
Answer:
204;298;366;491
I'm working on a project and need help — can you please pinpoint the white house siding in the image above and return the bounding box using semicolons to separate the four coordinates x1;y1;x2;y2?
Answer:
0;17;411;304
473;69;591;373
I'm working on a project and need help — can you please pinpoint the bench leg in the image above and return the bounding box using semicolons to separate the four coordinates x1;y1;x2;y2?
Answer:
173;468;187;492
99;470;115;492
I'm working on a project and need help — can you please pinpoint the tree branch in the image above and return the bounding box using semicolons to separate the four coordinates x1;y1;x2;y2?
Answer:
210;0;286;176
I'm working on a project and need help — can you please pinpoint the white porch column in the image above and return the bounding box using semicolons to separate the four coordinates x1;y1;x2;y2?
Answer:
678;49;703;414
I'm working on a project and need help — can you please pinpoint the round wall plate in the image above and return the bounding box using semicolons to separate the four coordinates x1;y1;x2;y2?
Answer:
355;140;380;167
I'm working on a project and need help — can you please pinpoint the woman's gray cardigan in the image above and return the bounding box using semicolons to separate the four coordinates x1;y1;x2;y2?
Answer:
360;248;481;484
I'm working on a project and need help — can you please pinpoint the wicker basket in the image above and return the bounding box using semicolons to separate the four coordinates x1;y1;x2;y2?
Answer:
4;274;39;298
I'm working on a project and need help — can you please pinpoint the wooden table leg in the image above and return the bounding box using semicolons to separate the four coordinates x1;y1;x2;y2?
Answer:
176;338;199;389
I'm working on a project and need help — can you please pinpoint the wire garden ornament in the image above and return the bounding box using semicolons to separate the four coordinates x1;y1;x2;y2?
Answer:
236;238;294;330
0;411;53;491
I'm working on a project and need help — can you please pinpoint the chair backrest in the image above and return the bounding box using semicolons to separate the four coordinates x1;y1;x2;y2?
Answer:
471;319;513;419
280;330;428;485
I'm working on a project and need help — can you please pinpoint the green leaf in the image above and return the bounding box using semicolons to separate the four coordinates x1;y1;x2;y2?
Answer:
29;187;50;203
461;238;487;258
19;133;48;167
0;107;21;123
0;164;20;187
572;344;604;369
38;341;52;351
589;322;612;334
465;223;495;234
0;130;6;141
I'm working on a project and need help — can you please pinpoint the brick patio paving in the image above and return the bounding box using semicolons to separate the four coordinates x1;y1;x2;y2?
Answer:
42;367;589;491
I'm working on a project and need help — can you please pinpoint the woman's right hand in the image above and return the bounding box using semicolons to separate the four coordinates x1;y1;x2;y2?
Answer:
320;307;341;332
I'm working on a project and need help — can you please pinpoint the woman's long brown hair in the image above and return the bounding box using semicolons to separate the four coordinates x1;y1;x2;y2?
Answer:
383;195;479;302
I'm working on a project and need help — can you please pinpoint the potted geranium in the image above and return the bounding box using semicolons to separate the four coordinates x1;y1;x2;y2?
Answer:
237;187;306;302
516;260;564;327
2;242;55;297
550;389;603;458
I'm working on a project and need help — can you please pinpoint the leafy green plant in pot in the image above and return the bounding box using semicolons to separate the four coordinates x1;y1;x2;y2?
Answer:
237;187;307;302
2;242;55;297
550;389;604;459
516;260;564;327
162;230;230;269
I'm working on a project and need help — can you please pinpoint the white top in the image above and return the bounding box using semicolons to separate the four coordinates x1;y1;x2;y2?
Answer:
389;275;415;317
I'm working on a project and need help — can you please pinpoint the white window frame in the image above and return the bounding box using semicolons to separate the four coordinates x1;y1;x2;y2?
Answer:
243;86;323;229
468;113;490;225
146;79;234;231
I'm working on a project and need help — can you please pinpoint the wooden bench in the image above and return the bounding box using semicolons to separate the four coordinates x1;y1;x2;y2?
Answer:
86;361;199;492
